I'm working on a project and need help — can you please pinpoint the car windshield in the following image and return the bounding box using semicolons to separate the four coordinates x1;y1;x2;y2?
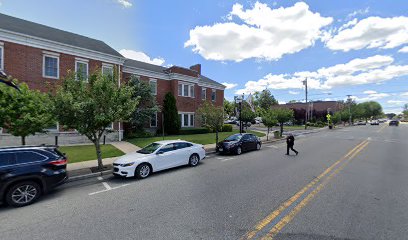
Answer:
225;134;242;141
137;143;162;154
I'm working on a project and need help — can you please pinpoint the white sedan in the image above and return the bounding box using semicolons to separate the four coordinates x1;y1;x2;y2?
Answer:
113;140;206;179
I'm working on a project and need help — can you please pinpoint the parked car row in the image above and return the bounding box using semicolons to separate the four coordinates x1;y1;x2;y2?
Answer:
1;132;263;208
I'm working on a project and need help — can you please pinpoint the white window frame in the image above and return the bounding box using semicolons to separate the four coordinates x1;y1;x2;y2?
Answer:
178;83;195;98
102;63;114;77
212;89;216;102
201;87;206;100
45;122;59;132
0;42;4;70
105;122;114;130
149;79;157;96
42;52;60;79
75;58;89;81
150;112;158;127
179;112;195;128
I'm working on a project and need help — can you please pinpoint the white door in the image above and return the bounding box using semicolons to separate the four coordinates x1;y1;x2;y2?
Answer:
173;142;193;166
154;143;178;171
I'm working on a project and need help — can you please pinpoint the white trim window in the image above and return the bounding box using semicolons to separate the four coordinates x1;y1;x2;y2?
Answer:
43;52;59;79
201;87;206;100
45;122;59;132
0;42;4;70
102;64;114;78
149;79;157;95
75;59;89;81
178;83;195;98
150;112;158;127
211;89;216;102
106;122;114;130
179;112;195;127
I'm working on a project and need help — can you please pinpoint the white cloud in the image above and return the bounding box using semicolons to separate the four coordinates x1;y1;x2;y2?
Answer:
387;100;405;106
289;91;300;95
222;82;238;89
347;7;369;19
119;49;165;66
401;92;408;97
363;90;377;95
116;0;132;8
351;92;390;102
399;46;408;53
185;2;332;62
235;55;408;94
326;16;408;51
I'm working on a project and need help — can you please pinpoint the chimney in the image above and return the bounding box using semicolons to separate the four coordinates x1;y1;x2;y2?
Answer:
189;64;201;75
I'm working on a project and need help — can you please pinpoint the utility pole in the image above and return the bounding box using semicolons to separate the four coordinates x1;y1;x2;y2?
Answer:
347;95;352;126
303;78;308;129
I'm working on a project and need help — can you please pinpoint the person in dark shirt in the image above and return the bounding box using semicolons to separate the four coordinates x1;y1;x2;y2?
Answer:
286;134;298;156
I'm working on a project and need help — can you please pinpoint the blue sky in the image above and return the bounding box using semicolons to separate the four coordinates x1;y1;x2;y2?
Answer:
1;0;407;113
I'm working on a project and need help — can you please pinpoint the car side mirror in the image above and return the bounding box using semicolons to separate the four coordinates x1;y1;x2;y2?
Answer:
156;151;164;155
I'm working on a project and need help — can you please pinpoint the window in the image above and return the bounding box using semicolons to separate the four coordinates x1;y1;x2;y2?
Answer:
201;88;206;100
149;79;157;95
179;113;195;127
45;122;59;132
212;89;216;101
178;83;195;97
16;151;47;164
150;112;158;127
160;144;176;153
102;64;114;78
106;123;114;130
75;60;88;81
0;152;14;167
43;54;59;79
0;43;4;70
174;142;192;150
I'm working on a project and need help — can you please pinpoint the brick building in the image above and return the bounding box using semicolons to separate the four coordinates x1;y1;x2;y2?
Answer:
0;13;225;144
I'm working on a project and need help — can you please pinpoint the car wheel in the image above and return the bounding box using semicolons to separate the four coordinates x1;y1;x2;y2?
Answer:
236;146;242;155
135;163;151;179
189;154;200;167
6;181;41;207
256;143;261;150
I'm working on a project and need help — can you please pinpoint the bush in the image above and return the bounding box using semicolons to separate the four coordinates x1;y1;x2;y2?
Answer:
179;128;211;135
221;124;233;132
125;131;154;139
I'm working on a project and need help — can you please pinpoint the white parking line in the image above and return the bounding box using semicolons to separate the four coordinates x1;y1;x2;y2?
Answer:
221;158;235;162
89;179;130;196
267;145;279;149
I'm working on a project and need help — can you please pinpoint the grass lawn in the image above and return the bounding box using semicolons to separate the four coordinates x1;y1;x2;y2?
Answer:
127;130;266;148
59;144;125;164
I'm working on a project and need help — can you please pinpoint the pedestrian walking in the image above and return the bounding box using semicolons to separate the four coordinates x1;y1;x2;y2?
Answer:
286;134;298;156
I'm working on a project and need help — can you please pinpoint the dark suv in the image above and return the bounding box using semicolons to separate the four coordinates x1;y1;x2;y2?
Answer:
0;145;68;207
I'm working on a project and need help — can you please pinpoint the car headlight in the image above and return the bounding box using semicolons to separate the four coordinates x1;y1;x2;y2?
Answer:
121;162;135;167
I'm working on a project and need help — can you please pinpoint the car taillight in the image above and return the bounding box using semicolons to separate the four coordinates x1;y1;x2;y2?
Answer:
49;159;68;166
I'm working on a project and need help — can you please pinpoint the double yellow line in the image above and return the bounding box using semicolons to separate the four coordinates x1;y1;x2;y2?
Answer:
242;139;370;240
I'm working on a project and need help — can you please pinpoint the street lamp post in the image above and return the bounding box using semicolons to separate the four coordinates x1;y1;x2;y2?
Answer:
235;95;243;134
347;95;352;126
303;78;308;129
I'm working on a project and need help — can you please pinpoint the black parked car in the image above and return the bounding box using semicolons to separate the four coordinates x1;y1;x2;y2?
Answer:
216;133;262;155
389;120;399;126
0;145;68;207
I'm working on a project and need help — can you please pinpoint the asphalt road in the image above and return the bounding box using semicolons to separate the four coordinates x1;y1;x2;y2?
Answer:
1;124;407;240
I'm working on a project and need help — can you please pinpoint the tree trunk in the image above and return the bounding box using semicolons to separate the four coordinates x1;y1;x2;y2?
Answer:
280;123;284;137
94;140;103;170
21;136;26;145
267;127;269;141
216;130;219;145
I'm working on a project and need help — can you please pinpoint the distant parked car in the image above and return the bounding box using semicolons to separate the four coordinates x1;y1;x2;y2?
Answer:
216;133;261;155
389;120;399;126
113;140;205;179
0;145;68;207
357;121;367;125
370;120;379;125
236;122;251;127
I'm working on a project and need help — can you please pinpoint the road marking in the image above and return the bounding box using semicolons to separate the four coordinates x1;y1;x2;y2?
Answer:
221;158;235;162
241;139;369;240
261;140;370;240
102;182;112;190
97;177;103;181
267;145;279;149
376;124;387;133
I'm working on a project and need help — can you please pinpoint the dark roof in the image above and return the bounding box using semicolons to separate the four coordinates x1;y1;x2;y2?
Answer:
0;13;122;57
123;59;225;88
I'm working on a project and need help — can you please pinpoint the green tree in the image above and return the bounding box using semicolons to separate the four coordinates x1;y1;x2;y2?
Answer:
197;101;224;144
357;101;383;121
0;81;55;145
262;109;278;141
54;71;137;170
258;89;278;110
239;102;256;130
223;98;234;117
128;76;159;133
272;108;294;137
288;100;298;104
163;92;180;135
